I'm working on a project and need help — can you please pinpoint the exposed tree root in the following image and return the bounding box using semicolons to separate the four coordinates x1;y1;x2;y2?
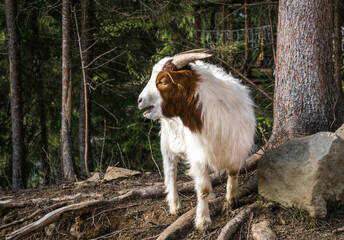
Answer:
117;170;227;200
241;149;265;174
0;202;68;231
216;204;255;240
252;220;278;240
157;207;196;240
157;175;257;240
0;193;102;210
6;200;108;240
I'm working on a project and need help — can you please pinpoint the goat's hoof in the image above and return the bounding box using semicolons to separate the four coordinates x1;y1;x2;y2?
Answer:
226;194;239;208
168;202;181;216
169;208;183;216
196;218;212;233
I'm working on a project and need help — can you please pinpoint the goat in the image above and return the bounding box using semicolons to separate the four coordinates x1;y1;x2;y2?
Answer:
138;49;256;232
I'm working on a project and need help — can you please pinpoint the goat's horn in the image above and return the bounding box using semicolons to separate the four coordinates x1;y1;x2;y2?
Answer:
172;49;214;69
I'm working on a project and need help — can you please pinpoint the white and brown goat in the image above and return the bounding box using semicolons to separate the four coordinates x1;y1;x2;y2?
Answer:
138;49;256;231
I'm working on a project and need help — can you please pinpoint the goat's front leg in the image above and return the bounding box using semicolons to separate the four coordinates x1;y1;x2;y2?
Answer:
192;163;212;232
162;150;180;215
226;169;239;206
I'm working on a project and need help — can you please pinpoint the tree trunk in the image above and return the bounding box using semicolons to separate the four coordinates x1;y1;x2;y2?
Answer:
270;0;338;147
79;0;93;179
210;10;216;42
194;6;201;45
38;81;51;184
333;0;344;125
29;8;51;185
61;0;76;181
5;0;26;190
222;5;227;44
228;9;234;66
242;0;251;76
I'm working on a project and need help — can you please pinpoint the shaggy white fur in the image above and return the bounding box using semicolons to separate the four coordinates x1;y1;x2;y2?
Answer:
138;57;256;232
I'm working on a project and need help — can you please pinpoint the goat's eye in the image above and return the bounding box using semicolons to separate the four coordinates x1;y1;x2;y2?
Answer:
157;79;167;86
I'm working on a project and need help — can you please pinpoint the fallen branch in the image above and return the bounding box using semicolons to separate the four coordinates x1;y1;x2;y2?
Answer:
157;175;257;240
117;170;227;197
0;193;102;210
252;220;278;240
0;202;68;231
216;205;255;240
6;200;108;240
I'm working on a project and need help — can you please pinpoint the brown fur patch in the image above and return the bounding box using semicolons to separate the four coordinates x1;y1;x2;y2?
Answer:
156;69;203;133
228;169;239;177
200;187;210;199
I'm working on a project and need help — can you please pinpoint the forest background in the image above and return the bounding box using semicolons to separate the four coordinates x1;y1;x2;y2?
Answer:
1;0;343;190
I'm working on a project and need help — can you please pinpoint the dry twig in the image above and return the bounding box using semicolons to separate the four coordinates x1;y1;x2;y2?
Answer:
0;202;68;231
216;205;255;240
0;193;102;210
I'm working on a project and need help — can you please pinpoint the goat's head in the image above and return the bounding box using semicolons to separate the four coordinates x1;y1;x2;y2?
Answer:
138;49;213;131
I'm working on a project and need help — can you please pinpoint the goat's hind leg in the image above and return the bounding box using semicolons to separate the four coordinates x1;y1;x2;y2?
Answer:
226;169;239;206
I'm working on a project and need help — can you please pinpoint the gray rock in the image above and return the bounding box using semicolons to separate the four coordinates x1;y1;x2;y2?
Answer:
258;132;344;218
252;220;278;240
335;123;344;141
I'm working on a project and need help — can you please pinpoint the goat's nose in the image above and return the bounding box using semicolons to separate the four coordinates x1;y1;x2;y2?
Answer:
138;97;142;105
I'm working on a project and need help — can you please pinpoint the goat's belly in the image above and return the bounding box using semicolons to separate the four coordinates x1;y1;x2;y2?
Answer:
204;149;246;172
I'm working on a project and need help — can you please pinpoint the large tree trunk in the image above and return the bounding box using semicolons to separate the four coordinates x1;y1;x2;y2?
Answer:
333;0;344;125
243;0;343;171
194;5;201;45
270;0;339;147
79;0;93;179
5;0;26;190
241;0;251;76
28;8;51;185
61;0;76;181
334;0;343;92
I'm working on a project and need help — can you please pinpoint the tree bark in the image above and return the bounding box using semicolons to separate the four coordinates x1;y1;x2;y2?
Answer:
61;0;76;181
269;0;339;147
217;205;255;240
5;0;26;190
241;0;251;76
29;8;51;185
333;0;344;125
194;6;201;45
38;81;51;184
79;0;93;179
222;5;227;44
334;0;342;93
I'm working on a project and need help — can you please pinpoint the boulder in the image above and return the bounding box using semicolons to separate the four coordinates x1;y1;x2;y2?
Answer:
258;132;344;218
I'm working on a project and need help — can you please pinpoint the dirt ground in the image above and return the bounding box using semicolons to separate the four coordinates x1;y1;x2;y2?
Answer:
1;170;344;240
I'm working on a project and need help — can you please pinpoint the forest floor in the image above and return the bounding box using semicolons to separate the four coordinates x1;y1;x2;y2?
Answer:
1;170;344;240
